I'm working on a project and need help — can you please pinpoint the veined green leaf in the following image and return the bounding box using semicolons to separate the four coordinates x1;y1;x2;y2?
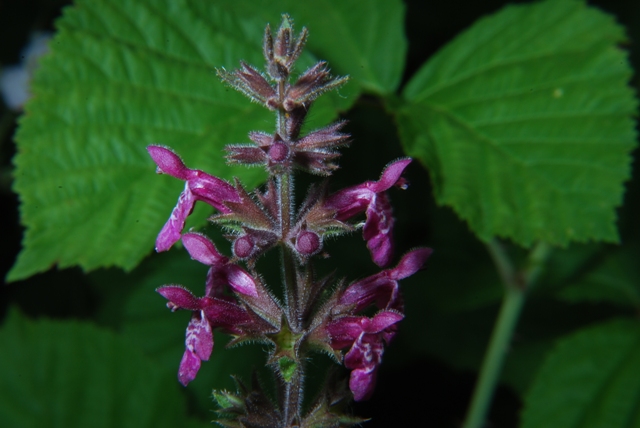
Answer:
9;0;359;281
396;0;638;246
522;318;640;428
0;309;209;428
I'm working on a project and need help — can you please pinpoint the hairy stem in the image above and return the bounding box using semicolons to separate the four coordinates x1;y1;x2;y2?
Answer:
278;171;298;322
274;73;305;425
462;240;551;428
280;365;305;426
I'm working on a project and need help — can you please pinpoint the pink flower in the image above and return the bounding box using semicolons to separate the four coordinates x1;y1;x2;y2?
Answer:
157;285;251;386
338;248;432;313
325;159;411;267
181;232;258;297
147;145;240;252
326;311;404;401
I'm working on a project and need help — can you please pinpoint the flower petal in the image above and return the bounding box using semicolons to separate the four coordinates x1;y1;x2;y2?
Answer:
202;298;251;328
224;264;259;297
369;311;404;333
182;232;227;266
389;247;433;280
177;349;201;386
326;316;366;349
363;192;394;267
369;158;412;193
325;186;372;221
148;145;190;179
177;310;213;386
349;367;377;401
156;285;202;311
338;277;397;314
188;172;239;214
344;333;384;401
186;311;213;361
156;183;196;252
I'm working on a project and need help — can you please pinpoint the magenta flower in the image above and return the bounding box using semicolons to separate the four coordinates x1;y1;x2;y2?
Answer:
338;247;432;314
157;285;251;386
147;145;241;252
181;232;258;297
325;159;412;267
326;311;404;401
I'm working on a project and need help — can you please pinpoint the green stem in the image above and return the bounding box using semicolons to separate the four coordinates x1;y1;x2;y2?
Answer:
276;150;303;426
462;240;551;428
485;239;518;289
462;285;525;428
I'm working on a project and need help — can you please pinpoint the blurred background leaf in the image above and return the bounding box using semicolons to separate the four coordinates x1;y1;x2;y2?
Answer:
522;318;640;428
0;309;210;428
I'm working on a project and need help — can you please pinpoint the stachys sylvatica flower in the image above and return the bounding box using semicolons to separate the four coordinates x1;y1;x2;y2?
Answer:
148;14;431;426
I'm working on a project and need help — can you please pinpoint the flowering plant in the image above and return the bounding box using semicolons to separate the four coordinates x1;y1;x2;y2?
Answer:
148;16;431;425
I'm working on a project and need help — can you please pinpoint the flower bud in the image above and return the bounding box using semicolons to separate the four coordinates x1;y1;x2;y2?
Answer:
295;230;321;256
234;235;255;259
268;141;290;163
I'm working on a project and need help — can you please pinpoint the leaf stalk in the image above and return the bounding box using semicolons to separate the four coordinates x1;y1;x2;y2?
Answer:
463;240;551;428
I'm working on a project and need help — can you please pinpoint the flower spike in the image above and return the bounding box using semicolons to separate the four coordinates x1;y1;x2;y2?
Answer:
149;15;432;418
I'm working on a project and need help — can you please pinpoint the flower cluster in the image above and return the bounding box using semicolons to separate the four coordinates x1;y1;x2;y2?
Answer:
320;248;432;400
148;14;431;425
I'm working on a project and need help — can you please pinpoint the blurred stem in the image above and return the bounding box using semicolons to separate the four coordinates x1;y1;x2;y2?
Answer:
462;283;524;428
486;238;518;289
463;240;551;428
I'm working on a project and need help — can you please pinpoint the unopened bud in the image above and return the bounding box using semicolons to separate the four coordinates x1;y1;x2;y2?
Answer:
234;235;255;259
268;141;290;163
295;230;321;255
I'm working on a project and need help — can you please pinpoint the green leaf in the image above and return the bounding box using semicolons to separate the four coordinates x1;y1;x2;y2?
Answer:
0;308;207;428
395;0;638;246
522;318;640;428
9;0;357;282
